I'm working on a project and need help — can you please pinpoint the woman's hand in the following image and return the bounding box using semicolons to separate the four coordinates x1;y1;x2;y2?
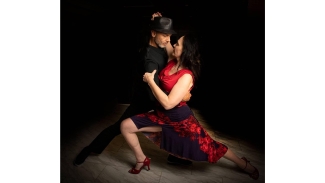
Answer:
151;12;162;20
143;70;156;83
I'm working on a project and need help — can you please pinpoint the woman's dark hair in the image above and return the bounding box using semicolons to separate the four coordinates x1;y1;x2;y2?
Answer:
178;33;201;82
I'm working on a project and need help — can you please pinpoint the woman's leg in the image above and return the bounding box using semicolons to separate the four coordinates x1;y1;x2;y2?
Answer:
222;148;256;173
120;118;161;170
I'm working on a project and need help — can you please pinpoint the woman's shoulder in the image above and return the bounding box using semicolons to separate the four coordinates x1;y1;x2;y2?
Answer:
179;68;193;75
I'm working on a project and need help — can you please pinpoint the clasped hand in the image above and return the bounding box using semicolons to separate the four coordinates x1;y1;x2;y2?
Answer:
143;70;156;83
142;69;192;102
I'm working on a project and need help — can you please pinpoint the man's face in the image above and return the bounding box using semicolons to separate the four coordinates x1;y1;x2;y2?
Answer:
153;31;172;48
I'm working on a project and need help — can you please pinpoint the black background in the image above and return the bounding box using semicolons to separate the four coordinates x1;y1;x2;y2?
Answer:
61;0;265;148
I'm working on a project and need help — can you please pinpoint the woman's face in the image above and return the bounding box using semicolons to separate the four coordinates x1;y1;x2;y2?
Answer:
172;36;184;59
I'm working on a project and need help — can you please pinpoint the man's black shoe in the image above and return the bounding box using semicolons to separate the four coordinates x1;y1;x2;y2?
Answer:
167;154;192;166
73;146;91;166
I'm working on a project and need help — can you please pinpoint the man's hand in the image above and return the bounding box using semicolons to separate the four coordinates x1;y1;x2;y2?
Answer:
151;12;162;21
182;91;192;102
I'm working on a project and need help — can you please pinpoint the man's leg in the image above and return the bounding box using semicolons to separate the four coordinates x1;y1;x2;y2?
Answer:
73;104;142;166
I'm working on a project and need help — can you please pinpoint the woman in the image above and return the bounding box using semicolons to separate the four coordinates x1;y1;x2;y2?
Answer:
120;33;259;180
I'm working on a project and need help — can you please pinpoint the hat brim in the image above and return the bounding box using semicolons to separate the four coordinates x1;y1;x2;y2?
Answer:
154;29;177;34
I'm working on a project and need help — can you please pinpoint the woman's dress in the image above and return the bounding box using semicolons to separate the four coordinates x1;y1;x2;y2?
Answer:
130;59;228;163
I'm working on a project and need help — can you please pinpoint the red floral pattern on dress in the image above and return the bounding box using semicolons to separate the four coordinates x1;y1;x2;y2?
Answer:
143;132;162;146
137;108;228;163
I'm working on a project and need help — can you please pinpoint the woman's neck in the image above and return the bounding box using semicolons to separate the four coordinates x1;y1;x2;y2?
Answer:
173;60;183;70
175;59;181;68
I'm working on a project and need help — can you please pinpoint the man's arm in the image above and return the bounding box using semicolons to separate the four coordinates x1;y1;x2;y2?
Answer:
144;60;159;85
144;59;160;102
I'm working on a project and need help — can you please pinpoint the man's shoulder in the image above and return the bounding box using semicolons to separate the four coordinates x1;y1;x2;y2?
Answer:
144;46;167;61
147;46;166;54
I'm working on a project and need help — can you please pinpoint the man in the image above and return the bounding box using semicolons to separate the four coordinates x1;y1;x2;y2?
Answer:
73;13;193;166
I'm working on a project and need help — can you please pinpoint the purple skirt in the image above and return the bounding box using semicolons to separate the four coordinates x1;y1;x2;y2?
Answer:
130;104;228;163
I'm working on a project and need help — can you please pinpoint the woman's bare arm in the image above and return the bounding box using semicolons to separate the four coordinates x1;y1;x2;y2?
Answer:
144;70;193;110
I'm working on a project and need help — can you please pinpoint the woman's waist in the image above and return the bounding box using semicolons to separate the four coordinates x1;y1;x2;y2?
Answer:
155;101;188;109
155;103;192;120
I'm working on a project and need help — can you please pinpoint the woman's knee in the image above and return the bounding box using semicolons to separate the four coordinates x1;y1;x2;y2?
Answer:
120;118;136;133
120;119;128;132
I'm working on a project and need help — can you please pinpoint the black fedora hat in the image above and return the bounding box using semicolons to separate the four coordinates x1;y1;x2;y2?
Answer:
150;17;177;34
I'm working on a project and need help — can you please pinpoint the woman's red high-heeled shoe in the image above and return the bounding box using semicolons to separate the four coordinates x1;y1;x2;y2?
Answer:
241;157;259;180
128;157;151;174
